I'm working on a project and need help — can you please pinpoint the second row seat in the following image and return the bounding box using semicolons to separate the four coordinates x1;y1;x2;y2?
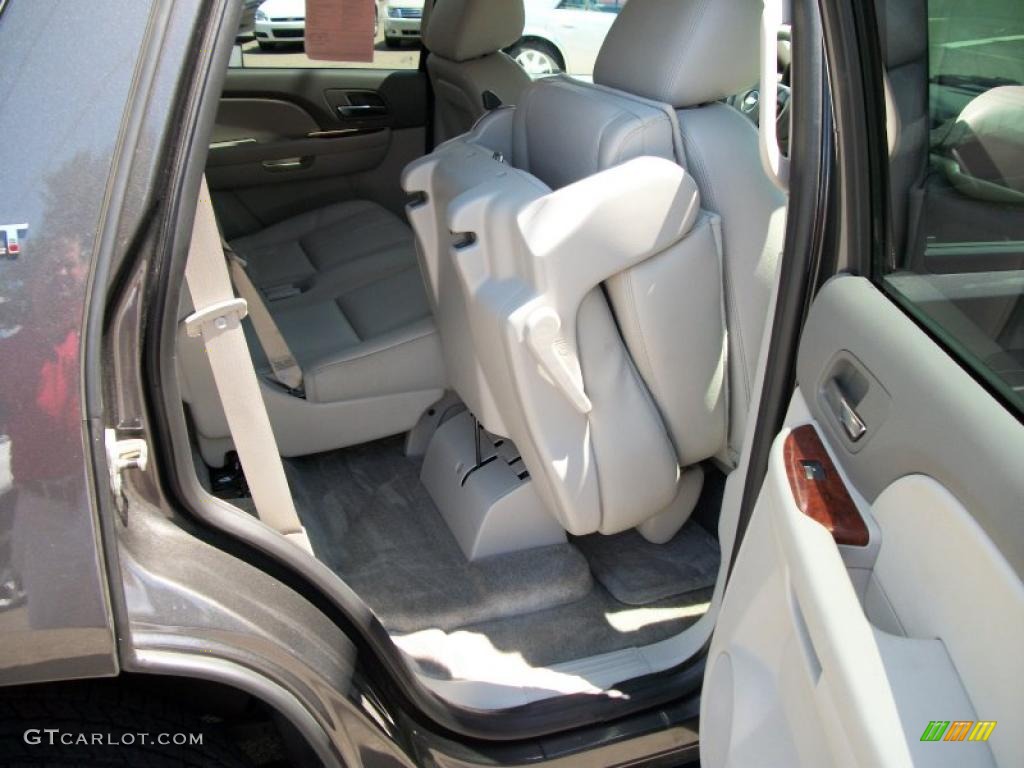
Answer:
178;198;446;466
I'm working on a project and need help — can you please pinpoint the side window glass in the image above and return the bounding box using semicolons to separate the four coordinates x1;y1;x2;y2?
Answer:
878;0;1024;413
556;1;589;9
233;0;422;70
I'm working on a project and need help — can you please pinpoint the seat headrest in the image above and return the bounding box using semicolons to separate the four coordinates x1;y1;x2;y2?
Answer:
423;0;525;62
593;0;761;108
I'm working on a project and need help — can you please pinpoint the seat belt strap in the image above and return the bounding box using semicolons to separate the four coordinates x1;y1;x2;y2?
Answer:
184;176;311;552
221;242;304;392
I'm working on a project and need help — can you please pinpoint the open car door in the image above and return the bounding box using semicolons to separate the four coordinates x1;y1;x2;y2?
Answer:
700;1;1024;767
700;276;1023;768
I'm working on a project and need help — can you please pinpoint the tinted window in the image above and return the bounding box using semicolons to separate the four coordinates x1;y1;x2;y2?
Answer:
878;0;1024;413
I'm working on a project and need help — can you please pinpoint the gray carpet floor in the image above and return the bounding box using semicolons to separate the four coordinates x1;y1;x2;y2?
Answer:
285;437;592;633
280;436;720;670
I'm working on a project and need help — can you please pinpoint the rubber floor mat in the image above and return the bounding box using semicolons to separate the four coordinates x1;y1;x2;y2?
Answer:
574;522;720;606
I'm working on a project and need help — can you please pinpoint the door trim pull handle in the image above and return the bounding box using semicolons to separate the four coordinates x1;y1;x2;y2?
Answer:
260;157;310;172
337;104;388;118
824;379;866;442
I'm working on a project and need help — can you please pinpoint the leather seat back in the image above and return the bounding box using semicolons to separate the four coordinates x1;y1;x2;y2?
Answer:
422;0;531;143
406;85;723;540
510;75;733;486
595;0;787;463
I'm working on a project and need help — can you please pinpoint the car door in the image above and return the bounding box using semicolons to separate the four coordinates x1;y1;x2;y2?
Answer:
207;39;427;240
699;1;1024;767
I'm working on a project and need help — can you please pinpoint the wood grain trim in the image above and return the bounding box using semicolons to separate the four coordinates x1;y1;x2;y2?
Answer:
783;424;869;547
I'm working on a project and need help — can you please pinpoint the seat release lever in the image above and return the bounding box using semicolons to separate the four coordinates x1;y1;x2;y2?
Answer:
525;307;592;414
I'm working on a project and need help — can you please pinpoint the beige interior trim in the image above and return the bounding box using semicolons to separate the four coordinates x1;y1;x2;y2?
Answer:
184;176;311;551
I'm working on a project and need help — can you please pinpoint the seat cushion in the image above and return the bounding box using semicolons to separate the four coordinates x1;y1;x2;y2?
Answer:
231;200;445;404
230;200;414;290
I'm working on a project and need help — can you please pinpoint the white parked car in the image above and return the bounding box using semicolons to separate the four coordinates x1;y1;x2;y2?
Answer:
382;0;425;48
508;0;627;77
253;0;306;50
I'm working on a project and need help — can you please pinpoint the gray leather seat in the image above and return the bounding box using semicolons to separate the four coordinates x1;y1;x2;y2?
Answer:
178;199;445;465
231;199;414;290
405;0;784;542
401;0;782;544
594;0;790;460
422;0;531;143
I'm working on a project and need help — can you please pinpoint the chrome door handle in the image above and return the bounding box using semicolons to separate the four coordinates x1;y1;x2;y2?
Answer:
209;137;257;149
824;379;866;442
306;128;361;138
261;157;308;171
337;104;388;118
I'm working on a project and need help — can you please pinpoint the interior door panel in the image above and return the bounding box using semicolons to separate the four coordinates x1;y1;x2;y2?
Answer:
219;67;428;129
702;276;1024;768
797;277;1024;566
206;68;428;239
208;129;391;179
212;98;321;143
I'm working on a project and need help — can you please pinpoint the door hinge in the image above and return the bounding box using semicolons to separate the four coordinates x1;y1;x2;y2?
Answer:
105;428;148;514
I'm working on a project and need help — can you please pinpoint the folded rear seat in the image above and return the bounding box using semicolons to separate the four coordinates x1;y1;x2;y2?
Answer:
177;199;446;466
402;0;784;547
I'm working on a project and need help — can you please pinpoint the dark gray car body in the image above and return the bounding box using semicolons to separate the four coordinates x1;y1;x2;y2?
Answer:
0;0;146;687
0;2;410;765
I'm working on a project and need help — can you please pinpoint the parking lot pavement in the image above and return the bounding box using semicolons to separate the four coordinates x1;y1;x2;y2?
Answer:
238;34;421;70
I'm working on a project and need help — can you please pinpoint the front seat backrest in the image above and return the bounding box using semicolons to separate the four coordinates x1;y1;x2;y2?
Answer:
422;0;531;142
876;0;929;260
594;0;788;463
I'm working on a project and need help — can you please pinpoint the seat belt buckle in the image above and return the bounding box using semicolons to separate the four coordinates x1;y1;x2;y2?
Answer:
184;298;249;339
263;284;303;302
263;372;306;399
